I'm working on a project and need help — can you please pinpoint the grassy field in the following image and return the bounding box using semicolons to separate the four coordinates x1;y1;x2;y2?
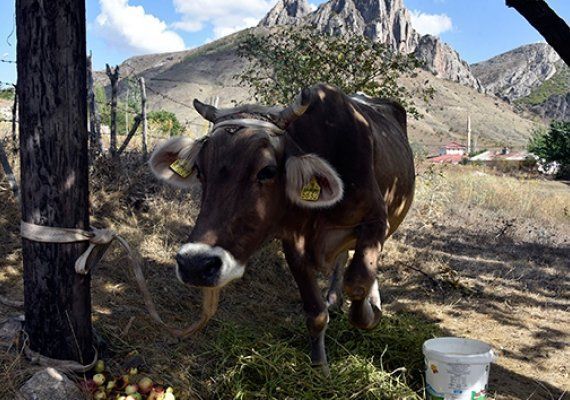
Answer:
1;141;568;399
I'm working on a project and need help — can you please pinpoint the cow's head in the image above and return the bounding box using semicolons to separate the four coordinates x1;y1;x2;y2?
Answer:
150;88;344;290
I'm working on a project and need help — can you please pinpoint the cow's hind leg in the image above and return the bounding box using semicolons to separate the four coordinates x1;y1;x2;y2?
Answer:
283;240;330;376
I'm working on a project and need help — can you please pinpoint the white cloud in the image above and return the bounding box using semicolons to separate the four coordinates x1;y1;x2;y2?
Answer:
95;0;185;54
172;0;274;39
309;3;318;11
171;20;203;32
410;10;453;36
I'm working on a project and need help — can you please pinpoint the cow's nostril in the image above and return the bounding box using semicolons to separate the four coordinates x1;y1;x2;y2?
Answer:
202;256;222;276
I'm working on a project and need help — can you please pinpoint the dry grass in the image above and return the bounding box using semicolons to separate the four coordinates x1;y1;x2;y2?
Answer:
414;164;569;243
1;150;569;399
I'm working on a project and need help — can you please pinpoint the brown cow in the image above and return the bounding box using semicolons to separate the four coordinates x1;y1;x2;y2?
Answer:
150;84;415;373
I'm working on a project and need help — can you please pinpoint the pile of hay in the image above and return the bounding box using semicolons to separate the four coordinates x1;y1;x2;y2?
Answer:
1;152;441;399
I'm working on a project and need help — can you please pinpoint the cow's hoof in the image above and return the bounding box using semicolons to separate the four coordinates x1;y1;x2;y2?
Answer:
348;299;382;330
312;362;331;378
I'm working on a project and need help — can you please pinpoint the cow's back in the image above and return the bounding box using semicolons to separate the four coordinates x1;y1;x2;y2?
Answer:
353;97;415;236
286;85;415;238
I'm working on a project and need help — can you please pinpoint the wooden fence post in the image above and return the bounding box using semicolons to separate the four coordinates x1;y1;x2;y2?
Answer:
11;86;18;155
117;114;142;155
125;79;130;135
17;0;93;362
87;53;102;159
0;140;19;201
106;64;120;156
139;77;148;157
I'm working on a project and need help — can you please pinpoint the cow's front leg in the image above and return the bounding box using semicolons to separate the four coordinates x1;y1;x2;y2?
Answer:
283;239;330;375
343;217;387;330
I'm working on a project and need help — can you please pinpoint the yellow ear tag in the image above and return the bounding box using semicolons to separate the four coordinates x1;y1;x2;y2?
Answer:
300;177;321;201
169;159;193;178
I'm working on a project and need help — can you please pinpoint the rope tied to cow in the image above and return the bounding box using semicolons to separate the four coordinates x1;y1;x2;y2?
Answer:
12;220;220;371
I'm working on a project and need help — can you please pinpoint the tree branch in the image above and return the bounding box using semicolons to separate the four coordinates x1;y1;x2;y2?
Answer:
506;0;570;65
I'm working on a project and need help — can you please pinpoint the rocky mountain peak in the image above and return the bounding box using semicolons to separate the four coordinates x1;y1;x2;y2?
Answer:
471;43;561;100
259;0;482;91
305;0;418;53
471;43;568;120
259;0;312;27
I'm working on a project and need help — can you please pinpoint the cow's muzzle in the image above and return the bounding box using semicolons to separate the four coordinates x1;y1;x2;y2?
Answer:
175;243;245;287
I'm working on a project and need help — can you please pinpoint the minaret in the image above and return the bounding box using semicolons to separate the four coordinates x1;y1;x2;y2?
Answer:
467;115;472;155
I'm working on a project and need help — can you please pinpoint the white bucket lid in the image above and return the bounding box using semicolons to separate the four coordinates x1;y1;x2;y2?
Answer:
423;337;495;364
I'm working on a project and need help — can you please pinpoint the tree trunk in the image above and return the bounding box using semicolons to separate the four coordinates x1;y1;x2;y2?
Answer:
87;53;102;160
106;64;120;156
506;0;570;65
16;0;93;362
139;77;148;157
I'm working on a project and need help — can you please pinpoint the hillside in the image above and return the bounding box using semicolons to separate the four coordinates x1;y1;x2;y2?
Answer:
471;43;569;121
95;28;538;153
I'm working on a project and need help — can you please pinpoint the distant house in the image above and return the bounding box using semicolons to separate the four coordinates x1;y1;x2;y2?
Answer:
429;141;467;164
470;148;529;163
439;141;467;156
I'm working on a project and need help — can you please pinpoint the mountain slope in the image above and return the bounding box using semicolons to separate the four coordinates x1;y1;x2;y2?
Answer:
471;43;569;121
95;26;538;152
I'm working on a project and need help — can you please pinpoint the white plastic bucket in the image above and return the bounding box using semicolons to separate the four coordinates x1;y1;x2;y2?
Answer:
423;337;495;400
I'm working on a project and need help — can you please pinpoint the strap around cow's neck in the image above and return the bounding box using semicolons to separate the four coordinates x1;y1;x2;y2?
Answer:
212;118;285;135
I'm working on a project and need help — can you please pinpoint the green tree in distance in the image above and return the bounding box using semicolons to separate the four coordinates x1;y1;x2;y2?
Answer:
236;26;433;118
528;121;570;179
148;110;184;137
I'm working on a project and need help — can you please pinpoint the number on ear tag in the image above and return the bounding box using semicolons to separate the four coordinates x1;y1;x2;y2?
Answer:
169;159;193;178
300;177;321;201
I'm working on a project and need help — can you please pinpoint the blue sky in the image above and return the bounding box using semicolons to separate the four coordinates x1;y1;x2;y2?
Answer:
1;0;569;87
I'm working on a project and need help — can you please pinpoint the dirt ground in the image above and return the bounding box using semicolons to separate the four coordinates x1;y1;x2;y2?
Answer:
0;156;568;399
382;215;569;399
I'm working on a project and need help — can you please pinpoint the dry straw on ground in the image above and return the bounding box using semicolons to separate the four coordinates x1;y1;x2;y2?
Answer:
1;145;569;399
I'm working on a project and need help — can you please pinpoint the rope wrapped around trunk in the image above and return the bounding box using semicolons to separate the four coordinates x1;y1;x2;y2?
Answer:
16;220;219;370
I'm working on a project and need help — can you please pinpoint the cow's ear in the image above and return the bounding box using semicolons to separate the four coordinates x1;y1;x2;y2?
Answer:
285;154;344;208
149;137;204;189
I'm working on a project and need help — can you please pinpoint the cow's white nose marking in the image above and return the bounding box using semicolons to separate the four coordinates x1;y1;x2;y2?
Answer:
177;243;245;287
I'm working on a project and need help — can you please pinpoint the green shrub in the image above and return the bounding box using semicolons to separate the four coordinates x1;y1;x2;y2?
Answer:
528;121;570;179
0;86;15;101
148;110;184;137
236;26;433;119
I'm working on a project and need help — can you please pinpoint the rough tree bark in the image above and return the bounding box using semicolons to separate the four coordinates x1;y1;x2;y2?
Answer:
106;64;120;156
139;77;148;157
16;0;93;362
506;0;570;65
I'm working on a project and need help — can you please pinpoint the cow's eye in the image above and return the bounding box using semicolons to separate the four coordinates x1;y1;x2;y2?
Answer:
257;165;277;182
